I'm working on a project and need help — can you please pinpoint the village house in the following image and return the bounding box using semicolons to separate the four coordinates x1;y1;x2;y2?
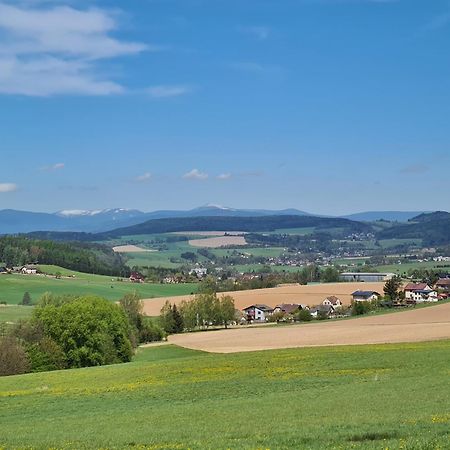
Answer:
189;267;207;278
351;290;380;302
322;296;343;308
243;304;274;322
273;303;307;315
310;304;335;318
404;283;438;302
21;265;38;275
435;278;450;293
129;271;145;283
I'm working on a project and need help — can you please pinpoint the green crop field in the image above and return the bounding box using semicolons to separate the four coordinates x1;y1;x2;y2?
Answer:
0;266;198;305
0;341;448;449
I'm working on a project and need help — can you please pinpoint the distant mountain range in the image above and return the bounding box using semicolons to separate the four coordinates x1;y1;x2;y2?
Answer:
0;205;436;234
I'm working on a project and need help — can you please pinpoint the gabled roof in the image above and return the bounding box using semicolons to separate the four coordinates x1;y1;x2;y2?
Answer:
324;296;342;305
404;283;429;291
310;304;335;314
274;303;301;314
352;290;380;297
436;278;450;286
243;304;273;312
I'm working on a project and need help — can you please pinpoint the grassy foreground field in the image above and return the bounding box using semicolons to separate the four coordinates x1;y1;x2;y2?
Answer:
0;267;198;305
0;341;449;449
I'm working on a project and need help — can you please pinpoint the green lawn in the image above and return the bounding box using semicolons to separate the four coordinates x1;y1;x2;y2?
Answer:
375;261;450;275
0;341;448;449
0;268;198;305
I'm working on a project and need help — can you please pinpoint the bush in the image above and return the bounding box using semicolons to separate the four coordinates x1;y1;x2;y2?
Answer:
33;296;133;368
0;336;30;376
297;309;312;322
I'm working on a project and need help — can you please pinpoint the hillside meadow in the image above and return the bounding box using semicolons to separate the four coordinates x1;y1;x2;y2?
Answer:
0;266;198;305
0;341;449;449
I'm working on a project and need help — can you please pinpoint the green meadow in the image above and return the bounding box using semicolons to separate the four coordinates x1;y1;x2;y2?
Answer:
0;341;448;449
0;266;198;305
0;305;33;323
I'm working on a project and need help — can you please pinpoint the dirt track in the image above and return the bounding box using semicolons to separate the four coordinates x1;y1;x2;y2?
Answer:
142;282;386;316
168;302;450;353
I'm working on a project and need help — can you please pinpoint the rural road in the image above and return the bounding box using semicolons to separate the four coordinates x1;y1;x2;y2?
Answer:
168;302;450;353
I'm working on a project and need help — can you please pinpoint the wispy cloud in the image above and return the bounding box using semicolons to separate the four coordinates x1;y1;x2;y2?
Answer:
227;61;283;75
400;163;429;174
239;25;270;41
136;172;151;182
423;11;450;32
183;169;208;180
0;2;150;96
217;173;232;180
146;85;192;99
0;183;18;193
41;162;65;171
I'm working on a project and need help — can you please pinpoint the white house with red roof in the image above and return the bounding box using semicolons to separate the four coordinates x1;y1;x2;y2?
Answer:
404;283;438;302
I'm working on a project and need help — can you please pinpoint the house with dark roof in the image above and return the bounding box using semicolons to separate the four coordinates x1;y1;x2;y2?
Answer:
404;283;437;302
310;304;336;318
243;304;274;322
130;271;145;283
273;303;306;315
351;291;380;302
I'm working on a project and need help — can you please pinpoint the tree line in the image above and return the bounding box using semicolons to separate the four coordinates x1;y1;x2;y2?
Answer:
0;236;129;276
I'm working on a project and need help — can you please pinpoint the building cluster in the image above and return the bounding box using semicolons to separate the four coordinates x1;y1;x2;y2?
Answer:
241;276;450;323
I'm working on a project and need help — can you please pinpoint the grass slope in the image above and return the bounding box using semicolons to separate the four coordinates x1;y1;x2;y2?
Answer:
0;341;448;449
0;305;33;323
0;267;198;305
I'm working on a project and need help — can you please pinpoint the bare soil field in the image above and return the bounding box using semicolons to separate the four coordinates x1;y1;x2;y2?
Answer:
169;302;450;353
189;236;247;248
112;245;156;253
142;281;385;316
172;231;247;236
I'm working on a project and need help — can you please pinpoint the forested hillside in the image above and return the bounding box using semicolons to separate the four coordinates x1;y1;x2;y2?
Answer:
0;236;129;276
97;215;373;238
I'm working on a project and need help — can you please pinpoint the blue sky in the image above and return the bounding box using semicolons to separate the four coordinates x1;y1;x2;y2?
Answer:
0;0;449;215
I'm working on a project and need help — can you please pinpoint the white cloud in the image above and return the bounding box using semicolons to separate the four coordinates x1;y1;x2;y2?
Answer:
146;85;192;99
41;162;65;171
136;172;151;182
0;183;18;193
239;26;270;41
217;173;231;180
227;61;283;75
0;2;149;96
183;169;208;180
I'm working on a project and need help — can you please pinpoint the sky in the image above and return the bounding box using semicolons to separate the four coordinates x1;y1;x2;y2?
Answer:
0;0;449;215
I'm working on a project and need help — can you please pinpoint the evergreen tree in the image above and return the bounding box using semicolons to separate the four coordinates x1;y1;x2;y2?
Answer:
172;304;184;333
21;292;32;306
383;276;402;301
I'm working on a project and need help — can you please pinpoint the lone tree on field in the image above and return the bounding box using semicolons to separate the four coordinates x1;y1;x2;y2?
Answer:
383;276;403;302
21;292;32;306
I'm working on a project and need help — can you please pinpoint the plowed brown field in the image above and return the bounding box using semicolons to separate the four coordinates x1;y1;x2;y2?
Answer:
168;302;450;353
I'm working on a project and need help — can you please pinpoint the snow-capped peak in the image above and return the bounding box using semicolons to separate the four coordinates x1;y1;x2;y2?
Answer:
57;209;103;217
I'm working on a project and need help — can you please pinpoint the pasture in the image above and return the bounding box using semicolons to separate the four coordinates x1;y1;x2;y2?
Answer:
0;267;198;305
0;341;448;449
0;305;33;323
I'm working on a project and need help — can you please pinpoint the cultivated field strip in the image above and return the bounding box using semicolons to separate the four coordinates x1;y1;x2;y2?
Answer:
168;302;450;353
